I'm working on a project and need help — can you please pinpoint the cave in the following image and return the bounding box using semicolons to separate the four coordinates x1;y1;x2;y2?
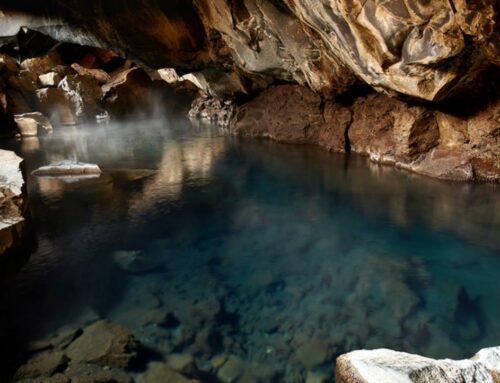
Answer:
0;2;499;383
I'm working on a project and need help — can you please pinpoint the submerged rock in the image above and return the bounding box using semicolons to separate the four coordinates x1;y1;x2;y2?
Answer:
335;348;500;383
15;351;68;380
66;320;138;368
138;362;200;383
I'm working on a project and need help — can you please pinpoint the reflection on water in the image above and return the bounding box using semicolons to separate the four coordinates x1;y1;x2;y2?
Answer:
0;118;499;381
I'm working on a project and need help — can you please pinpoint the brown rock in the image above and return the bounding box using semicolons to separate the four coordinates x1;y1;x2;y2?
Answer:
35;87;76;125
15;351;68;379
64;364;133;383
66;320;138;368
14;112;53;136
58;74;103;120
231;85;323;143
71;63;111;84
102;67;154;117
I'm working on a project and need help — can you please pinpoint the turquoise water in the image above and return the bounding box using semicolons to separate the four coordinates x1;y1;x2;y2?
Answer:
0;118;499;381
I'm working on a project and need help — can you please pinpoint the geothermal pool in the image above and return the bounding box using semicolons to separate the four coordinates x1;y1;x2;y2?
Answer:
0;118;499;382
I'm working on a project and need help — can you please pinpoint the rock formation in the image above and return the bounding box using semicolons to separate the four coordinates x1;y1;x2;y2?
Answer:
1;0;499;100
0;0;498;181
0;149;28;257
336;347;500;383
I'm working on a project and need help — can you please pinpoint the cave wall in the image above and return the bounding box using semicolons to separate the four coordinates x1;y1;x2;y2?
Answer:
1;0;499;100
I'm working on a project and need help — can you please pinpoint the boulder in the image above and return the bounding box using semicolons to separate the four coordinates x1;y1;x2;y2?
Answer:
66;320;138;368
335;348;500;383
0;150;27;256
14;112;53;136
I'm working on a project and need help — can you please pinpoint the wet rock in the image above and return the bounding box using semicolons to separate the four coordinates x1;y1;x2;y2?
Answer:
35;87;77;125
15;351;68;380
335;348;500;383
0;150;27;256
39;72;62;87
167;353;199;376
138;362;200;383
211;354;228;370
64;364;133;383
66;320;138;368
28;327;82;353
14;112;53;136
32;160;101;177
217;355;245;383
295;340;331;369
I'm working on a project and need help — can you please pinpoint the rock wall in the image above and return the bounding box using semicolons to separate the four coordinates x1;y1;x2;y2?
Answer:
223;83;499;182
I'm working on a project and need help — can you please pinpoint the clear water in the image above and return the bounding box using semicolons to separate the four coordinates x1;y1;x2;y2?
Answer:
0;117;499;381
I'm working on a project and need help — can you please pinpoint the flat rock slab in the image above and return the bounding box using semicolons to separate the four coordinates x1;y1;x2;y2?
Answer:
336;348;500;383
32;160;101;177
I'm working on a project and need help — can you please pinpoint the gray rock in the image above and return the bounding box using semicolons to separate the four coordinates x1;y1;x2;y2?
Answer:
32;160;101;177
336;348;500;383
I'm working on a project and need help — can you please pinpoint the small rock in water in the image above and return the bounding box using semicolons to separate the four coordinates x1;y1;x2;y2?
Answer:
32;160;101;177
211;354;228;370
217;355;245;383
295;340;331;369
167;353;198;376
138;362;200;383
64;363;133;383
14;112;53;136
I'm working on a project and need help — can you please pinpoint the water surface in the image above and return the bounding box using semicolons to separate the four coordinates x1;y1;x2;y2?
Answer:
0;117;499;381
